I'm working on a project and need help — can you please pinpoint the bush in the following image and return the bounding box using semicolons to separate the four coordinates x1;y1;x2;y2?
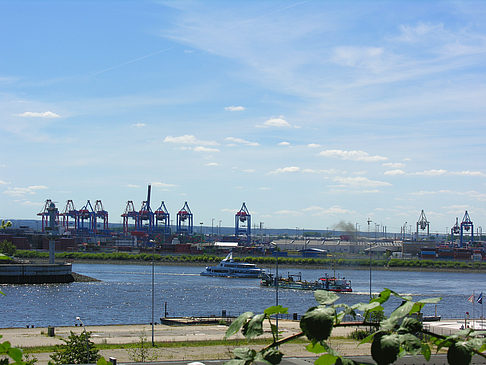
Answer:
50;331;100;365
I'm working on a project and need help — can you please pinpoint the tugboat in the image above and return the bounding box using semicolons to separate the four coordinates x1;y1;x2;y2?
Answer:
260;272;352;292
200;252;266;278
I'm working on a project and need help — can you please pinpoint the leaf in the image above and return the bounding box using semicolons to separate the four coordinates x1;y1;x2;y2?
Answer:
233;347;256;361
243;314;265;339
315;354;339;365
380;318;399;332
264;305;288;316
321;341;339;357
370;288;391;304
261;348;284;365
389;301;414;321
417;297;442;304
359;332;376;345
398;333;422;355
421;343;431;361
224;359;248;365
225;312;254;339
352;302;381;313
387;288;412;301
7;347;22;362
306;342;328;354
314;290;339;305
300;307;335;342
97;357;109;365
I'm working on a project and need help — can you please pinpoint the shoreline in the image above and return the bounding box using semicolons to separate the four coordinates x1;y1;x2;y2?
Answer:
27;257;486;273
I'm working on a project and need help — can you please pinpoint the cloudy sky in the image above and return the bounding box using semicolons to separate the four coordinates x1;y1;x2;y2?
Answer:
1;1;485;234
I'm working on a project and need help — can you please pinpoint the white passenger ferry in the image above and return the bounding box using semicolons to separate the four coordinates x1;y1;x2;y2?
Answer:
200;252;266;278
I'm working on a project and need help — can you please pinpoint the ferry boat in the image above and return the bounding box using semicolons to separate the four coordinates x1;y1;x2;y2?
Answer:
200;252;266;278
260;272;352;292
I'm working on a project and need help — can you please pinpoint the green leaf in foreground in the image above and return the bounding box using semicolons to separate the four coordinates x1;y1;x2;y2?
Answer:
314;290;339;305
315;353;339;365
300;306;335;342
264;305;288;316
225;312;254;339
242;314;265;339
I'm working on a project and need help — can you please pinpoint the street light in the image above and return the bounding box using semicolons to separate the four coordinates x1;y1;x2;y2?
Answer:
367;218;372;299
270;241;279;345
76;316;89;363
149;239;156;346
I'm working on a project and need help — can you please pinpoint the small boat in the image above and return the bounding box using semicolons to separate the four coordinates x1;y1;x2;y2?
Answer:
260;272;352;292
200;252;266;278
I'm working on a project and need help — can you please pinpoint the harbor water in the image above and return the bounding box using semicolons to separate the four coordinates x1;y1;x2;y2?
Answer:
0;263;485;328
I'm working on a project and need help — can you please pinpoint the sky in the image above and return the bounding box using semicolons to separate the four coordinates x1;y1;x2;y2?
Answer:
1;0;486;235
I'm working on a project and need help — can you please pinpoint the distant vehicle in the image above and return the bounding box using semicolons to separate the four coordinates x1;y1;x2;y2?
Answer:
200;252;266;278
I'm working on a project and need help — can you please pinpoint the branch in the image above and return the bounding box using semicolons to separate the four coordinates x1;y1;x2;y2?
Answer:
421;329;486;360
262;331;304;351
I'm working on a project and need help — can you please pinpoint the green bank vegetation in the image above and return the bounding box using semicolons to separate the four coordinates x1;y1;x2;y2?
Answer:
14;250;486;271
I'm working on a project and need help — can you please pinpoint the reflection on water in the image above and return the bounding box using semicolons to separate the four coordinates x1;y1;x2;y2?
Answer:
0;263;483;328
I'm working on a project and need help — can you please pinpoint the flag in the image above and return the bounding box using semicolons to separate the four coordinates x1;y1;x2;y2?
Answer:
478;293;483;304
468;294;474;303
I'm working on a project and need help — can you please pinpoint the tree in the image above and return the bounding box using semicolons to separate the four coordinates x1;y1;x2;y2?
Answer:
0;240;16;257
224;288;486;365
50;331;100;365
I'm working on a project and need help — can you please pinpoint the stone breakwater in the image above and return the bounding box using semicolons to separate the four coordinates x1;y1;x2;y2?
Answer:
0;264;98;284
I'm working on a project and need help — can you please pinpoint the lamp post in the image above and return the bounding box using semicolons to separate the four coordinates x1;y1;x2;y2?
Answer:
367;218;372;299
270;241;279;345
76;316;89;363
149;239;155;346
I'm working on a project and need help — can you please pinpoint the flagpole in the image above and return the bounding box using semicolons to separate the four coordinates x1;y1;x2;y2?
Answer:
473;290;475;329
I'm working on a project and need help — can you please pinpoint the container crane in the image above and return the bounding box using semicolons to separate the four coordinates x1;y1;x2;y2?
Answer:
176;201;193;235
235;202;251;243
94;200;109;232
415;210;429;239
155;201;171;236
38;199;58;232
77;200;96;233
121;200;139;234
138;185;154;233
460;211;474;247
60;200;78;231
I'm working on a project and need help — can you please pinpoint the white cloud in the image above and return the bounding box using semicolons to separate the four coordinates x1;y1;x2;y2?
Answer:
331;46;384;71
225;137;259;146
302;205;351;215
163;135;218;146
224;105;245;111
395;22;445;43
319;149;388;162
132;122;146;128
259;187;271;190
242;169;256;173
278;141;290;146
3;185;47;197
382;162;405;168
126;184;140;188
451;170;486;177
269;166;300;174
414;169;447;176
307;143;321;148
16;111;60;118
275;210;303;216
151;181;176;188
384;169;406;176
0;180;8;185
206;162;219;167
258;116;291;128
194;146;220;153
333;176;391;188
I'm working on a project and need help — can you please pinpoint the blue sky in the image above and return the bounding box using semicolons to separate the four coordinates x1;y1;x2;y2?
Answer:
1;0;486;234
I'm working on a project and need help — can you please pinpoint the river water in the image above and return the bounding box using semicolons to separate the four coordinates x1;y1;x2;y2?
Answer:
0;263;485;328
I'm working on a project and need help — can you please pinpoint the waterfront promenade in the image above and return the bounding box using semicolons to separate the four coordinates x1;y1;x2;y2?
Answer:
1;318;479;364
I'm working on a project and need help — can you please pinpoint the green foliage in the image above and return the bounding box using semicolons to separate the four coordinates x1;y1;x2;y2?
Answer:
225;288;486;365
0;335;35;365
49;331;99;365
0;241;16;257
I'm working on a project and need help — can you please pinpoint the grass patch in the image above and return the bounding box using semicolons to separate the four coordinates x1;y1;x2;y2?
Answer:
21;337;310;354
